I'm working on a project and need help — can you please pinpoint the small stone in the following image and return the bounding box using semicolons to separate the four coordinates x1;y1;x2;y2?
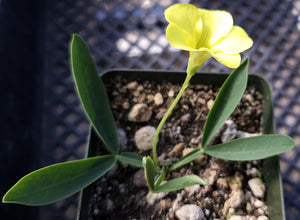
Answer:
147;94;154;103
134;126;156;151
228;208;235;215
209;157;225;170
236;130;260;138
245;216;256;220
137;85;144;91
257;208;265;215
203;168;218;185
182;104;189;111
197;97;206;105
223;190;245;215
200;185;213;197
168;143;185;157
133;169;147;187
171;192;183;211
168;90;175;97
250;167;259;177
156;199;172;210
221;120;237;142
245;94;255;105
262;205;269;214
180;113;191;123
248;178;265;198
122;101;130;109
175;204;204;220
207;99;214;110
137;93;146;103
216;178;228;190
190;137;200;145
184;184;200;196
154;93;164;106
254;199;264;208
228;215;245;220
229;174;243;190
146;191;167;206
257;215;269;220
202;197;213;209
106;198;113;211
246;163;252;170
128;103;152;122
117;128;127;150
118;183;126;194
204;209;210;217
246;202;253;213
93;208;100;215
126;81;138;90
245;191;253;202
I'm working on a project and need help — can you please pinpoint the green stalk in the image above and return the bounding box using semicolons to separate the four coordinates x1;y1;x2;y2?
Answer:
152;73;193;166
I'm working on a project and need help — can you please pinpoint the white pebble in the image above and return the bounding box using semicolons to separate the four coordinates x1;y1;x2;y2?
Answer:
203;168;218;185
221;120;237;142
146;191;167;206
168;90;175;97
254;199;264;208
128;103;152;122
257;208;265;215
245;216;256;220
154;93;164;106
250;167;259;177
126;81;138;90
184;184;200;196
134;126;156;151
223;190;245;215
248;178;265;198
257;216;269;220
175;204;204;220
207;99;214;110
117;128;127;150
228;215;245;220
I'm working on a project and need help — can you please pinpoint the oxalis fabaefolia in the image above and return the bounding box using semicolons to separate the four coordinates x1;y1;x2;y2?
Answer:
3;3;295;206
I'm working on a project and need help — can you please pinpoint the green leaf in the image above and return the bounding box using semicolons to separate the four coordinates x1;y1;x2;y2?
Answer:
201;58;249;148
142;156;156;191
169;149;203;171
205;134;295;161
2;155;117;205
71;34;119;154
154;168;166;188
155;175;207;193
118;152;143;167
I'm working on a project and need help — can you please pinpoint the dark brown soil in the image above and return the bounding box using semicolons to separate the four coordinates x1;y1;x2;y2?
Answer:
85;75;265;220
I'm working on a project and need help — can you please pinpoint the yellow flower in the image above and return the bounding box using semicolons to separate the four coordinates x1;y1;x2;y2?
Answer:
165;3;253;75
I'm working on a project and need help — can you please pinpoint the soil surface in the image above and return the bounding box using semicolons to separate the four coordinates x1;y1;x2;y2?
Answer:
85;75;267;220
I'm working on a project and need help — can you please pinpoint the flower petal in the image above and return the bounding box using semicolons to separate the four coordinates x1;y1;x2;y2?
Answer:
165;3;202;49
212;52;241;68
198;9;233;48
212;26;253;54
166;24;197;51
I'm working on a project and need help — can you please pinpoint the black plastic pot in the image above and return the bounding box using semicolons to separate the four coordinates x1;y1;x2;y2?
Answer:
77;70;285;220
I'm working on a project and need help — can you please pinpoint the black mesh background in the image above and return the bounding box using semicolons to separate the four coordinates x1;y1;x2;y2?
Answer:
2;0;300;219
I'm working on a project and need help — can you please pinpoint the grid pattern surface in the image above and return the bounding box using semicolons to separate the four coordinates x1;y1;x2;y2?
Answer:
41;0;300;219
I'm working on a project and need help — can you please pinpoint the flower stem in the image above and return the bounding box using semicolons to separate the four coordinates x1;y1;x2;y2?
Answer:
152;73;193;166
